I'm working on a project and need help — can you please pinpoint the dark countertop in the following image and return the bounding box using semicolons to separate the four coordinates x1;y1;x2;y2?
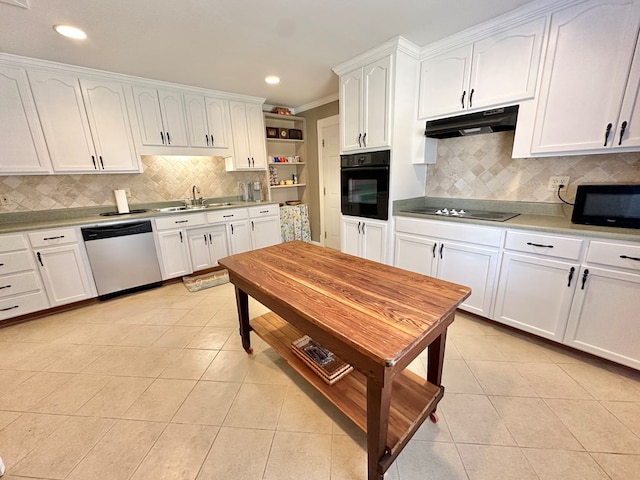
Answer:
393;197;640;242
0;198;280;235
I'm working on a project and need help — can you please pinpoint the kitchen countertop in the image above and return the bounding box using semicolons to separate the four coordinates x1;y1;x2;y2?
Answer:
0;198;280;235
393;197;640;242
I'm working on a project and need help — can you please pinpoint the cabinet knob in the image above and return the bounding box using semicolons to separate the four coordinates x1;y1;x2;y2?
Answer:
160;131;165;144
567;266;575;287
581;269;589;289
99;156;104;169
620;254;640;262
166;132;171;145
205;134;209;146
91;155;97;169
461;90;466;109
469;88;474;108
439;243;444;259
358;133;362;147
37;251;44;266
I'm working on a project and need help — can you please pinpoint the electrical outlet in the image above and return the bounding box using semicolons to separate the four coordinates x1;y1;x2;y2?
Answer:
548;176;570;191
0;195;10;206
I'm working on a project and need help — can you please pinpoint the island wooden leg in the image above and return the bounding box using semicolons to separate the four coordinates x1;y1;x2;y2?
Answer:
366;376;392;480
427;329;447;387
234;287;252;353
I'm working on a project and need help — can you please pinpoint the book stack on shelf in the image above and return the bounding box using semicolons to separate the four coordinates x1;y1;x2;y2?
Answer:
291;335;353;385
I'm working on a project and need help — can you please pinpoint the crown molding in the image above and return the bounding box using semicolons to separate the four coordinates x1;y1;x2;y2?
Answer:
0;52;266;104
294;93;339;114
332;36;421;76
420;0;581;58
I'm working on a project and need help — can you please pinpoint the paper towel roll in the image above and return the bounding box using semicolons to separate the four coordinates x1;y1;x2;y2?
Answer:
114;189;130;213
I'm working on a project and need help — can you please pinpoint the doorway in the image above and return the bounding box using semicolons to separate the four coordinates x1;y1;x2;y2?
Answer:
317;115;340;249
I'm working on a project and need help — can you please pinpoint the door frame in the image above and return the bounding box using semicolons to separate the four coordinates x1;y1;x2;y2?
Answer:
317;114;340;247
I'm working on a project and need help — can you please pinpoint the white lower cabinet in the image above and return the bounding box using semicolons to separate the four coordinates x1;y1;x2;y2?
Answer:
394;217;501;317
494;230;584;341
494;253;578;341
28;228;95;307
155;230;192;279
249;205;282;249
341;216;387;263
0;233;49;321
563;240;640;369
187;224;229;271
154;213;205;279
207;208;252;255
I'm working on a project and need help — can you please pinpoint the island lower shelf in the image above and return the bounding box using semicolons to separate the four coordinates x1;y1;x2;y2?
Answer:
250;312;442;454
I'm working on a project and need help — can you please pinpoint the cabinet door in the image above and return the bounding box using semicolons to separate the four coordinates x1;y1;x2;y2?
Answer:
156;230;192;279
564;266;640;369
157;89;188;147
341;217;362;257
418;45;472;119
208;224;230;266
229;221;252;254
0;65;51;174
362;56;391;150
35;244;94;306
187;228;212;271
340;68;363;152
246;103;267;169
394;233;438;276
132;86;165;146
229;101;252;169
470;17;545;110
80;79;138;171
617;31;640;148
494;253;578;341
436;241;499;317
184;94;209;148
206;97;231;149
28;70;96;171
251;216;281;250
532;0;640;153
361;219;387;263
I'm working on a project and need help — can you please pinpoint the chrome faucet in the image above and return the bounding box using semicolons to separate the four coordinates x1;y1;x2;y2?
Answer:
191;185;201;206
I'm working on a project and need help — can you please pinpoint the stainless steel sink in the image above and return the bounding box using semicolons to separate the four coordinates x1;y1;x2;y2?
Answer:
154;202;245;213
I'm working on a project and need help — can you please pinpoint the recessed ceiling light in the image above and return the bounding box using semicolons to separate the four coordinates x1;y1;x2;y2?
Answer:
53;25;87;40
265;76;280;85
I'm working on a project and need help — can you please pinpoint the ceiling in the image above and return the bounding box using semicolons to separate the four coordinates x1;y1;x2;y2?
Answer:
0;0;536;110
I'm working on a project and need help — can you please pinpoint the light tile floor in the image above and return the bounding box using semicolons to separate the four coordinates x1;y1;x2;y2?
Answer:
0;281;639;480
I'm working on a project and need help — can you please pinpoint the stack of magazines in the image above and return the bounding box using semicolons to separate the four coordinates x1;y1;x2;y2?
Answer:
291;335;353;385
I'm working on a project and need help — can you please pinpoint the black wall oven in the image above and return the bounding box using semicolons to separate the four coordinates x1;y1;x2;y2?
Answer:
341;150;390;221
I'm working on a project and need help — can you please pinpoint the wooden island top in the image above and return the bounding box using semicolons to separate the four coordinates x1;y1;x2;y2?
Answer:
219;241;471;480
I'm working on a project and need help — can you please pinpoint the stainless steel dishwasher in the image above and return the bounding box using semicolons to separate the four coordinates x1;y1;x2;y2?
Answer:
81;220;162;297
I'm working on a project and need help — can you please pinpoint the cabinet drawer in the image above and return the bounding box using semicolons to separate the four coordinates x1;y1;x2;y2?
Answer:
586;240;640;271
207;208;248;223
505;231;583;260
248;204;279;218
0;290;49;321
0;271;41;298
0;251;34;275
395;217;503;247
155;213;206;230
0;234;28;253
29;228;78;248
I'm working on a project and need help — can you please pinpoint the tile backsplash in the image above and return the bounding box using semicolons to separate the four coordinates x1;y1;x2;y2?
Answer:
426;132;640;202
0;156;266;213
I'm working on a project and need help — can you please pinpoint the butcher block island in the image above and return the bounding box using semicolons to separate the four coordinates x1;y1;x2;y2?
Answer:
219;241;471;480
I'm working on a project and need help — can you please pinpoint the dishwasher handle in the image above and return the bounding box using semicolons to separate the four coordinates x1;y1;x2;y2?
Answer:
82;220;153;241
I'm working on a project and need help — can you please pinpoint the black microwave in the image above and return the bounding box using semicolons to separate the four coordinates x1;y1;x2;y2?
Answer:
571;184;640;229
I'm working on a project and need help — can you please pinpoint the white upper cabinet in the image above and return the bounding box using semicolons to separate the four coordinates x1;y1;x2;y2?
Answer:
226;101;266;170
184;94;232;150
339;55;391;152
0;65;51;174
132;86;189;147
80;79;139;171
531;0;640;154
419;17;545;119
28;70;139;173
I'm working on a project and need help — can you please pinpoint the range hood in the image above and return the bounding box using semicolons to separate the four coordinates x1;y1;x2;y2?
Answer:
425;105;519;139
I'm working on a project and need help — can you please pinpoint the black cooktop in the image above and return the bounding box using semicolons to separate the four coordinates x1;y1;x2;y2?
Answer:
99;209;149;217
403;207;519;222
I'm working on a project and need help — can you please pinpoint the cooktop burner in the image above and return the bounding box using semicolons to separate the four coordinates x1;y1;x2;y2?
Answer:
403;207;519;222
